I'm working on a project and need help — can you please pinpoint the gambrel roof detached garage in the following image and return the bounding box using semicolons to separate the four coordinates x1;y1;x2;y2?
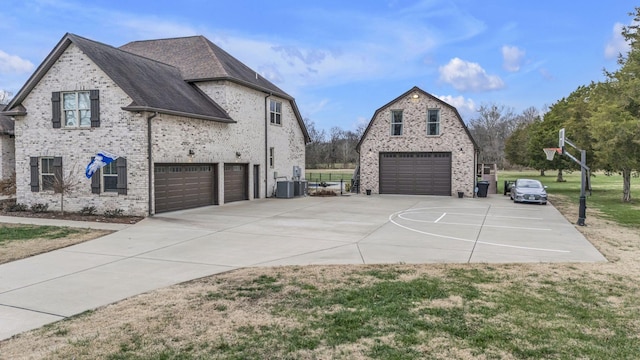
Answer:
357;86;478;197
0;33;309;216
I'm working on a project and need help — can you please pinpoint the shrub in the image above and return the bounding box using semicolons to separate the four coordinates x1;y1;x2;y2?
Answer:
7;203;28;212
312;189;337;197
31;203;49;213
104;208;124;218
80;206;97;216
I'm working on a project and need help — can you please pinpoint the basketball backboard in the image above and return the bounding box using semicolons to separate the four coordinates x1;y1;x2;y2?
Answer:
559;128;565;148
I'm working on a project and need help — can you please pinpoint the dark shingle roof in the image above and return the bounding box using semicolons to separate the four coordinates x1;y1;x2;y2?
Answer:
69;34;233;122
2;33;233;123
120;36;289;98
2;33;309;142
121;35;309;143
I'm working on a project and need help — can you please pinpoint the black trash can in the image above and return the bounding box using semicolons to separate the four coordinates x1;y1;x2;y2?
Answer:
477;181;490;198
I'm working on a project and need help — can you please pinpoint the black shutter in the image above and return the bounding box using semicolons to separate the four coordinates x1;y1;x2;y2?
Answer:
53;157;63;193
116;157;127;195
30;157;39;192
91;157;101;194
90;90;100;127
52;92;61;128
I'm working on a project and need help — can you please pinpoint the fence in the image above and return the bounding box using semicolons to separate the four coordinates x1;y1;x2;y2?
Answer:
305;172;353;182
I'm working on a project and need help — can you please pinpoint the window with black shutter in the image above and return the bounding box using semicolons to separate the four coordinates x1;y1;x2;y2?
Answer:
52;90;100;128
90;156;127;194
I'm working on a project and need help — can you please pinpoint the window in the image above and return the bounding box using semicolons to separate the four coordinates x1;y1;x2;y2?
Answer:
269;147;275;168
91;157;127;195
102;162;118;192
427;109;440;135
52;90;100;128
63;91;91;127
391;110;403;136
40;158;55;191
270;100;282;125
30;156;62;192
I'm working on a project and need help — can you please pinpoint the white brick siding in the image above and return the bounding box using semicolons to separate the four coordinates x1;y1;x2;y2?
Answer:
15;44;149;215
13;43;306;216
359;91;476;196
197;81;305;197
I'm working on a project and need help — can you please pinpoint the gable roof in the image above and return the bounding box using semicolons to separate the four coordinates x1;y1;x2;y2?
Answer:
2;33;234;123
120;36;309;142
356;86;478;151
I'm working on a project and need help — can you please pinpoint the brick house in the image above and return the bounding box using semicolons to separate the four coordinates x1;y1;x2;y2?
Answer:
356;86;478;197
0;114;15;180
0;33;309;216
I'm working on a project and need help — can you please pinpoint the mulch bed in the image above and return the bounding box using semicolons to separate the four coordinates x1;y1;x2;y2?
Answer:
0;198;144;224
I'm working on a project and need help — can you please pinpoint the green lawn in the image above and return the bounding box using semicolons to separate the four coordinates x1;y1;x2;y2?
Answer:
0;225;80;245
499;170;640;227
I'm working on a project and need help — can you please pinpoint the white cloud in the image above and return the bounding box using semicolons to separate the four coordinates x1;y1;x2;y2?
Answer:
0;50;34;74
501;45;525;72
437;94;476;121
438;57;504;92
604;22;630;59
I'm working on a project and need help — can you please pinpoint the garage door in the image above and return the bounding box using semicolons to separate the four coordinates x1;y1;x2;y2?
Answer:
379;152;451;195
154;164;216;213
224;163;248;203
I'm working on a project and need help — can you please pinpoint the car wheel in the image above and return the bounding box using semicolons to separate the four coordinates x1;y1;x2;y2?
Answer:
541;202;547;205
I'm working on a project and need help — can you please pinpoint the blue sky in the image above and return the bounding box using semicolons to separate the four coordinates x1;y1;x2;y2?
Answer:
0;0;634;132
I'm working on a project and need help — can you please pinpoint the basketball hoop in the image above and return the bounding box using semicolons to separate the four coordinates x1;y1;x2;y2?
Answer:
543;148;561;161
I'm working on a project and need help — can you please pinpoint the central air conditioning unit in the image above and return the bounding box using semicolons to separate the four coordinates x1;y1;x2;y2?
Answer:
276;181;294;198
294;180;308;197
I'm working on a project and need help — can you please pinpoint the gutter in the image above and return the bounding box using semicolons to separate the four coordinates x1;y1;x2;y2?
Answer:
264;92;272;198
147;111;158;216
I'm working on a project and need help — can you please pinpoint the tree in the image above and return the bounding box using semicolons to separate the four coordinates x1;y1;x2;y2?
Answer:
303;118;327;168
52;164;82;215
589;8;640;202
504;122;531;169
0;90;13;105
467;103;517;167
504;107;543;169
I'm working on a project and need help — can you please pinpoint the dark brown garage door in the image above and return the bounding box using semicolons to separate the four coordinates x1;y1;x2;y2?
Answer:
224;164;248;203
154;164;216;213
379;152;451;195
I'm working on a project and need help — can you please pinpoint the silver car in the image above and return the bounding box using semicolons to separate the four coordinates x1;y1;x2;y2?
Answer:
510;179;548;205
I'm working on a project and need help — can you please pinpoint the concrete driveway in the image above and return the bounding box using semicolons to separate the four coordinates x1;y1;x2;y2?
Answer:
0;194;606;339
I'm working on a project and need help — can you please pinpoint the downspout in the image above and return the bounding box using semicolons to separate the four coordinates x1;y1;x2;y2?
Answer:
147;111;158;216
264;92;272;198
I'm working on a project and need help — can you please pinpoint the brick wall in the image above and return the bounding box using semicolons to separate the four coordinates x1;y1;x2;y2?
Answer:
13;43;307;216
359;91;476;196
15;44;149;215
197;81;306;197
